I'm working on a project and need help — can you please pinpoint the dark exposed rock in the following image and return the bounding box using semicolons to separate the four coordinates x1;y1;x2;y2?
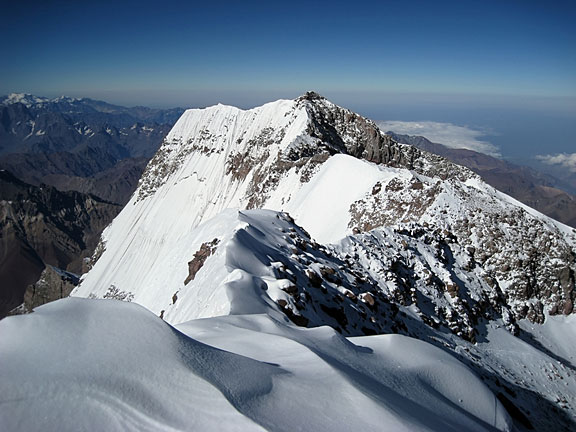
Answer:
0;171;121;318
305;269;323;288
359;292;375;307
281;284;298;295
101;285;134;302
284;309;309;327
184;238;220;285
320;304;349;328
299;95;417;169
23;266;79;312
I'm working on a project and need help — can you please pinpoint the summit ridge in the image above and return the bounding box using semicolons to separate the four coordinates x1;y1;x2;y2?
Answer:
7;93;575;431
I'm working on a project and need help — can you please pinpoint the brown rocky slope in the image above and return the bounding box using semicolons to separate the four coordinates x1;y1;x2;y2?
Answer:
0;170;121;317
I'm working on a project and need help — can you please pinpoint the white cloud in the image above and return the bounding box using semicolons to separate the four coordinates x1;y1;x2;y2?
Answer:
536;153;576;173
377;120;501;157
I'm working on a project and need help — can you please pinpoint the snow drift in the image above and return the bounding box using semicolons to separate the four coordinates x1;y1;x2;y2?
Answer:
0;298;512;431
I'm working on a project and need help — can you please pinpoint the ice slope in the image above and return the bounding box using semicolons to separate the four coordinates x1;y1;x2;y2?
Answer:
0;298;512;432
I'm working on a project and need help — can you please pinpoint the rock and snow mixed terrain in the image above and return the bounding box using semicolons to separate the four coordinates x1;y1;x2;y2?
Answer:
2;92;575;431
384;131;576;228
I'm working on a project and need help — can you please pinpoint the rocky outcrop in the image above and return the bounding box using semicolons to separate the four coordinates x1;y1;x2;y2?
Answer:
298;92;471;183
387;131;576;228
184;239;220;285
346;164;576;336
23;266;79;312
299;92;418;168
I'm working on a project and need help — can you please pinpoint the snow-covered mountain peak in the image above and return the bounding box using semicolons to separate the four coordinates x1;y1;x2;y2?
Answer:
83;93;576;332
30;93;576;430
1;93;50;106
1;93;84;107
134;91;454;207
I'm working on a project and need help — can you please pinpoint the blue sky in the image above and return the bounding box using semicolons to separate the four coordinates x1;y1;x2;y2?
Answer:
1;0;575;162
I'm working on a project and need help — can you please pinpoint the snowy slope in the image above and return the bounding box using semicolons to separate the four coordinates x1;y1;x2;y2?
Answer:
76;98;312;303
68;93;576;430
282;154;404;243
0;298;512;432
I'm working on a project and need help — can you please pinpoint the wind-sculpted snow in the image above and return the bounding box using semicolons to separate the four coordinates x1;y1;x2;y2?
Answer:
0;298;512;432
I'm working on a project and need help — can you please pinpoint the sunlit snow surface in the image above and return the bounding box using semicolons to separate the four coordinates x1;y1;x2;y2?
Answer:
14;96;575;430
0;298;512;432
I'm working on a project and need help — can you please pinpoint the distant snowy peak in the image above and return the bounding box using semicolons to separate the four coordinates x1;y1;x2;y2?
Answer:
1;93;47;106
0;93;81;107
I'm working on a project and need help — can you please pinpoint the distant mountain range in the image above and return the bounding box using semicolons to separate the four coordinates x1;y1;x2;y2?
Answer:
0;170;121;316
0;94;183;316
0;93;184;204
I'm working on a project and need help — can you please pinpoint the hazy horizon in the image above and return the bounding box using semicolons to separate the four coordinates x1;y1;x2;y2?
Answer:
2;0;575;171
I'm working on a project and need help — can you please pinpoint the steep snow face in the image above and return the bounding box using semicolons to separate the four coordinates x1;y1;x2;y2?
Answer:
281;154;405;243
75;98;316;307
0;298;513;432
135;98;310;206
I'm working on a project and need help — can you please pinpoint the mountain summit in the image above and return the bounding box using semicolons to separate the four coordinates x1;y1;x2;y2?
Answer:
3;93;575;431
77;92;575;326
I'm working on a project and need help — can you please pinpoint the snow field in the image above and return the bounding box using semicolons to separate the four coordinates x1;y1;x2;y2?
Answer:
0;298;512;431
